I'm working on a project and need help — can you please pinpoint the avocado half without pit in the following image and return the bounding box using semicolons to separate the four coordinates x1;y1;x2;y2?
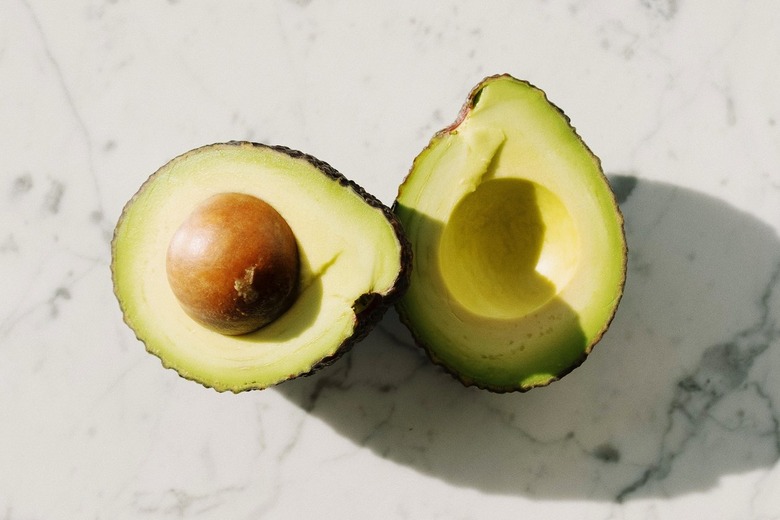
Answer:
393;74;627;392
112;142;411;392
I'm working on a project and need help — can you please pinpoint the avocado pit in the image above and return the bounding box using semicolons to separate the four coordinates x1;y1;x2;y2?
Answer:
166;192;299;335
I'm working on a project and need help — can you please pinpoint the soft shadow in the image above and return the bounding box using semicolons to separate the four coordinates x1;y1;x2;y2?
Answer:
276;176;780;501
236;247;322;344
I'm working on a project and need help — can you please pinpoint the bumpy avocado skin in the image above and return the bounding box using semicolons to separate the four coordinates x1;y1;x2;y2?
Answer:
112;142;411;392
393;75;627;393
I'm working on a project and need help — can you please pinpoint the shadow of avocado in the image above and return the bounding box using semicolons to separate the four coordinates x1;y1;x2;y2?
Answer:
275;176;780;502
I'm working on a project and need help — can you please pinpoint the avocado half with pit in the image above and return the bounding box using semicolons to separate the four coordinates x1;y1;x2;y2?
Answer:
394;75;626;392
112;142;410;392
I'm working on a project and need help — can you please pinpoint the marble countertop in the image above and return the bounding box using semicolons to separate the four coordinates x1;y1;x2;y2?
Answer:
2;1;780;518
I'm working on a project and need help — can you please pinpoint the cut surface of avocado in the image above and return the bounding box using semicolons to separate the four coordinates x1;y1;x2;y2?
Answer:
394;75;626;392
112;142;410;392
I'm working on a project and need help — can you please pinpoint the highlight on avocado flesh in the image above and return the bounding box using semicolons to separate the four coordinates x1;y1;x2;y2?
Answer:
111;142;411;392
165;192;300;336
393;74;627;392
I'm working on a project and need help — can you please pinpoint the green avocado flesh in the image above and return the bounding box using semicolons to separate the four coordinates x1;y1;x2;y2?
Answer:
394;75;626;392
112;142;409;392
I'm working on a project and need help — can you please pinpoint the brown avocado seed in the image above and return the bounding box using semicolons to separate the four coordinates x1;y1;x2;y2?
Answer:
166;192;299;335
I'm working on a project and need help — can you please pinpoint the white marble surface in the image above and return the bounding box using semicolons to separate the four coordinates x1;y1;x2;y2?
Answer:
2;0;780;518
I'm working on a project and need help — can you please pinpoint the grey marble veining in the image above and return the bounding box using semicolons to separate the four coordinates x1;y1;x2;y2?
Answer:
2;1;780;519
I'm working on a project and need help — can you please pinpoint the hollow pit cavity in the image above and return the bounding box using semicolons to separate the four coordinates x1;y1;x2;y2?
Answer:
438;178;579;319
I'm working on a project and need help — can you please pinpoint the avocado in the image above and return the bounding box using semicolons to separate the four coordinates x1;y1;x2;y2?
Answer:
393;75;626;392
112;142;411;392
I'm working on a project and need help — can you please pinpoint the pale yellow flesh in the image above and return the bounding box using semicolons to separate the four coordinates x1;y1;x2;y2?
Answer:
395;76;625;390
113;143;402;392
